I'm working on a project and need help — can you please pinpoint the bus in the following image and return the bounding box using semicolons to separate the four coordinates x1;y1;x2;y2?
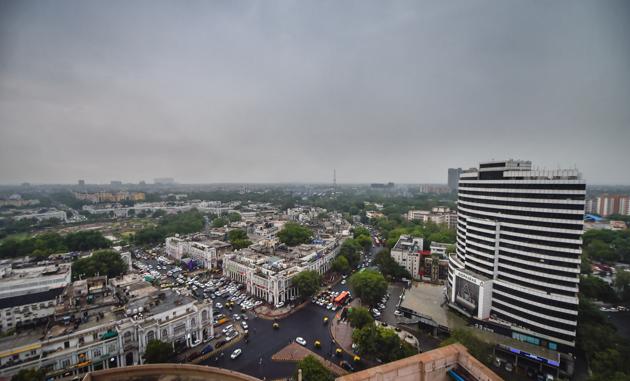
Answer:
334;291;350;305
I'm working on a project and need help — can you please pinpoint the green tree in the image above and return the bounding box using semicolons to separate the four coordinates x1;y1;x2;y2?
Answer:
352;325;416;362
355;234;373;252
227;212;242;222
352;227;370;239
349;269;388;306
212;217;228;228
580;275;619;303
331;255;350;274
374;249;411;280
615;268;630;302
441;329;492;365
64;231;111;251
143;340;174;363
339;239;361;268
585;240;618;263
227;229;252;250
71;250;126;280
292;270;322;299
294;355;334;381
347;306;374;328
278;222;313;246
11;368;46;381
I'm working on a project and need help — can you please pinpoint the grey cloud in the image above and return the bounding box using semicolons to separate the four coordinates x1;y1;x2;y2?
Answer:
0;0;629;184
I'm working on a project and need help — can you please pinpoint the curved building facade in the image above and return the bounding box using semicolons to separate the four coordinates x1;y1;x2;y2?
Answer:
447;160;584;354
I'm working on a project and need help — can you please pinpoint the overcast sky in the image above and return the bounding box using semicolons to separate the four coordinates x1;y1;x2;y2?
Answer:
1;1;629;185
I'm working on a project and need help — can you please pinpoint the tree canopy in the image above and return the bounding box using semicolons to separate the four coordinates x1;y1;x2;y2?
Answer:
440;329;492;365
11;368;46;381
211;216;228;228
227;212;242;222
134;210;205;245
338;239;362;268
374;249;411;280
292;270;322;299
143;340;175;363
352;325;417;362
227;229;252;250
347;306;374;329
294;355;334;381
0;230;111;259
278;222;313;246
72;250;126;280
349;269;388;306
331;255;350;274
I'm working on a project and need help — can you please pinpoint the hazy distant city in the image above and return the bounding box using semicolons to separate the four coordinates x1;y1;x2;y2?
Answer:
1;1;629;381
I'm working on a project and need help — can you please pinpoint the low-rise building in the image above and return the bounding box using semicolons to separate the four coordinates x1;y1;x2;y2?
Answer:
165;237;232;269
0;263;72;331
13;210;67;222
406;207;457;228
390;235;424;280
0;279;212;380
222;238;341;305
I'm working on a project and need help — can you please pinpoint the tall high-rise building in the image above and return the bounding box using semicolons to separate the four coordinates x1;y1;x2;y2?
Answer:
447;160;584;358
78;179;85;186
448;168;462;192
588;194;630;216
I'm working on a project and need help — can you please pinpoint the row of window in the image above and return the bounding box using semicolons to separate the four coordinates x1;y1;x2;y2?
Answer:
498;265;578;289
459;209;583;230
466;220;582;240
493;283;577;310
459;182;586;191
459;189;585;200
500;233;581;250
492;291;577;322
459;196;585;211
459;200;584;220
498;249;579;269
492;309;576;344
499;257;578;281
492;300;577;334
497;273;576;297
500;241;580;259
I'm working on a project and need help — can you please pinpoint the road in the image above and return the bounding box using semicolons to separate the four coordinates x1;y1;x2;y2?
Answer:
201;282;357;379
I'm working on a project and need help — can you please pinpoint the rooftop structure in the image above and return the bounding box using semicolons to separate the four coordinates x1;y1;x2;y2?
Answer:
0;263;72;331
336;343;502;381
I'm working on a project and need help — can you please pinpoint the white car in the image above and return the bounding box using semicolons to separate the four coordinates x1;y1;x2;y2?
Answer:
394;310;402;316
275;302;285;308
230;348;242;359
341;280;346;285
215;302;223;309
295;337;307;346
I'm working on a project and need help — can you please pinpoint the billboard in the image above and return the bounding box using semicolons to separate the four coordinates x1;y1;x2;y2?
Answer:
454;275;480;316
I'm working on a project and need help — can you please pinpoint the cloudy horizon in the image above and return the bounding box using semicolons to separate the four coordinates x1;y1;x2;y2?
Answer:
1;0;629;185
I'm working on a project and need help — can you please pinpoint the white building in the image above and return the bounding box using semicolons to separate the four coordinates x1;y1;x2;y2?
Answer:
406;208;457;229
13;210;67;223
222;238;341;305
390;235;424;280
0;264;72;331
448;160;584;357
165;237;231;269
0;289;212;379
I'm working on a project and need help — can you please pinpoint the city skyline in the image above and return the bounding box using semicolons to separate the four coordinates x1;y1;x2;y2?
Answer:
1;0;630;185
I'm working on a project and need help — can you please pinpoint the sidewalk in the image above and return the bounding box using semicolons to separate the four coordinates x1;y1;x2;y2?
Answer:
330;300;359;355
254;300;309;320
272;343;348;376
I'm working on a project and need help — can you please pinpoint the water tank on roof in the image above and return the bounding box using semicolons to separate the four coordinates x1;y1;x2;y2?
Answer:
126;309;132;315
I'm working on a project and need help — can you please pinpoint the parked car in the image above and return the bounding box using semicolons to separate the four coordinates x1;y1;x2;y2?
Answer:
230;348;242;359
